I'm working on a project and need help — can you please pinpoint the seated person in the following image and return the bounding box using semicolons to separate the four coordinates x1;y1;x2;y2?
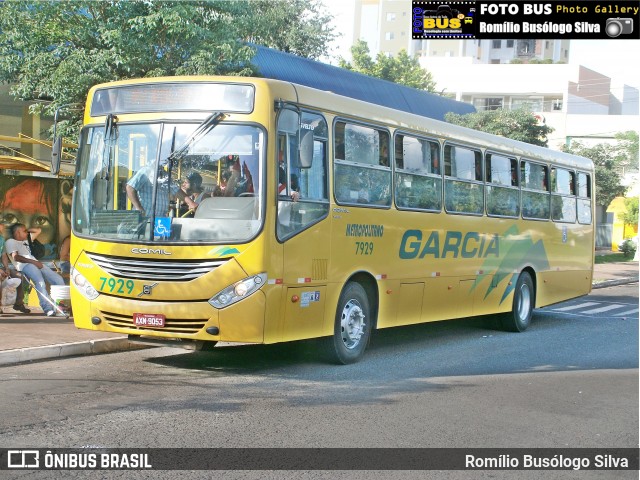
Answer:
5;223;64;317
0;222;29;313
177;171;206;217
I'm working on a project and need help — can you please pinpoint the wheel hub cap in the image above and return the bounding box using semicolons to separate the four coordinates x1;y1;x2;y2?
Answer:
340;299;365;349
516;284;531;320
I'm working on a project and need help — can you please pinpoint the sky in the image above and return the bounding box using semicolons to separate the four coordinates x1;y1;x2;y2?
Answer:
323;1;640;89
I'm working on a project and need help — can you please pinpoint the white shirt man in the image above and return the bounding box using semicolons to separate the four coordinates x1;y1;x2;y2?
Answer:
4;223;64;317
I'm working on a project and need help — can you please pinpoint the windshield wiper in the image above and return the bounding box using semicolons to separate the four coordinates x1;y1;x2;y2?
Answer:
101;113;117;181
167;111;226;166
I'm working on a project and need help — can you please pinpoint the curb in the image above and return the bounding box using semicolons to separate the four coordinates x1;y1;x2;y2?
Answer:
592;276;639;289
0;338;149;367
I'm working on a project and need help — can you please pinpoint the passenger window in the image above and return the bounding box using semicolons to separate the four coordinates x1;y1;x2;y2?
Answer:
334;121;391;207
576;172;592;225
521;160;549;220
485;153;519;217
444;144;483;215
394;134;441;211
551;168;576;223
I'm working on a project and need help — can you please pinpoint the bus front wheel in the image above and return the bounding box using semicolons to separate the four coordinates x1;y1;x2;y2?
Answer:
501;271;534;332
194;340;218;352
326;282;371;364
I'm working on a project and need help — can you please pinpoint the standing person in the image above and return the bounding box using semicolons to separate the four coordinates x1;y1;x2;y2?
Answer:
0;222;29;313
4;223;64;317
126;164;197;216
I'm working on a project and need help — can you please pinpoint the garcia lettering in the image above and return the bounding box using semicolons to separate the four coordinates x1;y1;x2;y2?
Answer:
399;229;499;259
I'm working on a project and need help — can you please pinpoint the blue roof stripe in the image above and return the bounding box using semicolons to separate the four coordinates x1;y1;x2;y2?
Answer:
251;45;475;121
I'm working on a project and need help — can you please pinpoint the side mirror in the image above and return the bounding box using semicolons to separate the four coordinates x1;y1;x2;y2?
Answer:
299;129;313;168
51;136;62;175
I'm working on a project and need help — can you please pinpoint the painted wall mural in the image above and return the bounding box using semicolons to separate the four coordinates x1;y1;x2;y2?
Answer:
0;176;73;260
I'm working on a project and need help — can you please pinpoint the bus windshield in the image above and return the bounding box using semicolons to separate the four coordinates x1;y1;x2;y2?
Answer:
73;121;264;243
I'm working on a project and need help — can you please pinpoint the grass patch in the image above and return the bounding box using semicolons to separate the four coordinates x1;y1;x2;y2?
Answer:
595;253;634;264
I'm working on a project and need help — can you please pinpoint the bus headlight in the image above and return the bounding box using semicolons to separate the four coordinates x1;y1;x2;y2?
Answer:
209;273;267;309
71;268;99;300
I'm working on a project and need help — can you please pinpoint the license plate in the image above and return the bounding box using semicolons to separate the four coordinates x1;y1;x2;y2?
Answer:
133;313;166;327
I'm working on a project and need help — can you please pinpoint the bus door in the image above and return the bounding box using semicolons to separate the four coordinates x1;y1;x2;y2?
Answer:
276;108;331;340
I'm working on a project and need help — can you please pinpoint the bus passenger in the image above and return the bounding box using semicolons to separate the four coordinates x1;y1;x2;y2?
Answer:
126;164;197;216
278;164;300;202
178;171;206;217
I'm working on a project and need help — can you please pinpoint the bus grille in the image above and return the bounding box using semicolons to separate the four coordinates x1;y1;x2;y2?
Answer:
86;253;227;282
101;310;208;334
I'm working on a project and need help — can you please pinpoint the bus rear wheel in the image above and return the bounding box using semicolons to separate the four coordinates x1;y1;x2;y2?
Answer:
501;271;534;332
326;282;371;364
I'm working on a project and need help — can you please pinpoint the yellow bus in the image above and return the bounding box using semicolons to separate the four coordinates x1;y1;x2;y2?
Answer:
68;76;594;363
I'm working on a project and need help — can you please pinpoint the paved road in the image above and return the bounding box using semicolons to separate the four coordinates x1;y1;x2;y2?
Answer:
0;284;637;479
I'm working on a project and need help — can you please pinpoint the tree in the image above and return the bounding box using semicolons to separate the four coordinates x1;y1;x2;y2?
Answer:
445;108;554;147
621;196;638;226
339;40;437;92
562;142;627;208
0;0;336;139
614;130;639;176
241;0;335;60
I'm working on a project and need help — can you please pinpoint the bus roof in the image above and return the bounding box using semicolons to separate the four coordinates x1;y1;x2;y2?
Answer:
251;44;476;122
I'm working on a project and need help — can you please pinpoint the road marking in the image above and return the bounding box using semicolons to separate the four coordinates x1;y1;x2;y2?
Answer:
548;301;639;317
581;304;630;314
553;302;598;312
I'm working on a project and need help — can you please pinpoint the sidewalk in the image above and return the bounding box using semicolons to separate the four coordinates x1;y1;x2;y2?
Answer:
1;261;638;366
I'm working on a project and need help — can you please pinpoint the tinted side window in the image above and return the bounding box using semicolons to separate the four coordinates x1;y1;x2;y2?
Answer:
551;168;576;223
394;134;442;211
486;153;519;217
334;121;391;207
577;172;592;224
444;144;483;215
521;160;549;220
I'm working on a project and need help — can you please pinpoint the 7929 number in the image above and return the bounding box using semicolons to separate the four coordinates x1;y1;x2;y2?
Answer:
355;242;374;255
99;277;135;294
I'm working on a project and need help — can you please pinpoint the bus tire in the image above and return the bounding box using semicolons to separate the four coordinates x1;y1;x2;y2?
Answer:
326;282;371;364
501;271;534;332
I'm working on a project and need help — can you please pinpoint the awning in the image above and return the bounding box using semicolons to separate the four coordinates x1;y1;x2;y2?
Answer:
0;134;76;177
0;155;74;176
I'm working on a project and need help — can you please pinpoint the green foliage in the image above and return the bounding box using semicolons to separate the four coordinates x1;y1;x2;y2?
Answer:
0;0;336;140
595;252;629;264
445;108;554;147
619;239;637;259
338;40;437;92
614;130;639;174
242;0;335;60
620;196;639;225
563;141;629;208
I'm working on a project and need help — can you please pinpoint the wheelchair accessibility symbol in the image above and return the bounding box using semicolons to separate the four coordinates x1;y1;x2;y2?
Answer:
154;217;171;239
